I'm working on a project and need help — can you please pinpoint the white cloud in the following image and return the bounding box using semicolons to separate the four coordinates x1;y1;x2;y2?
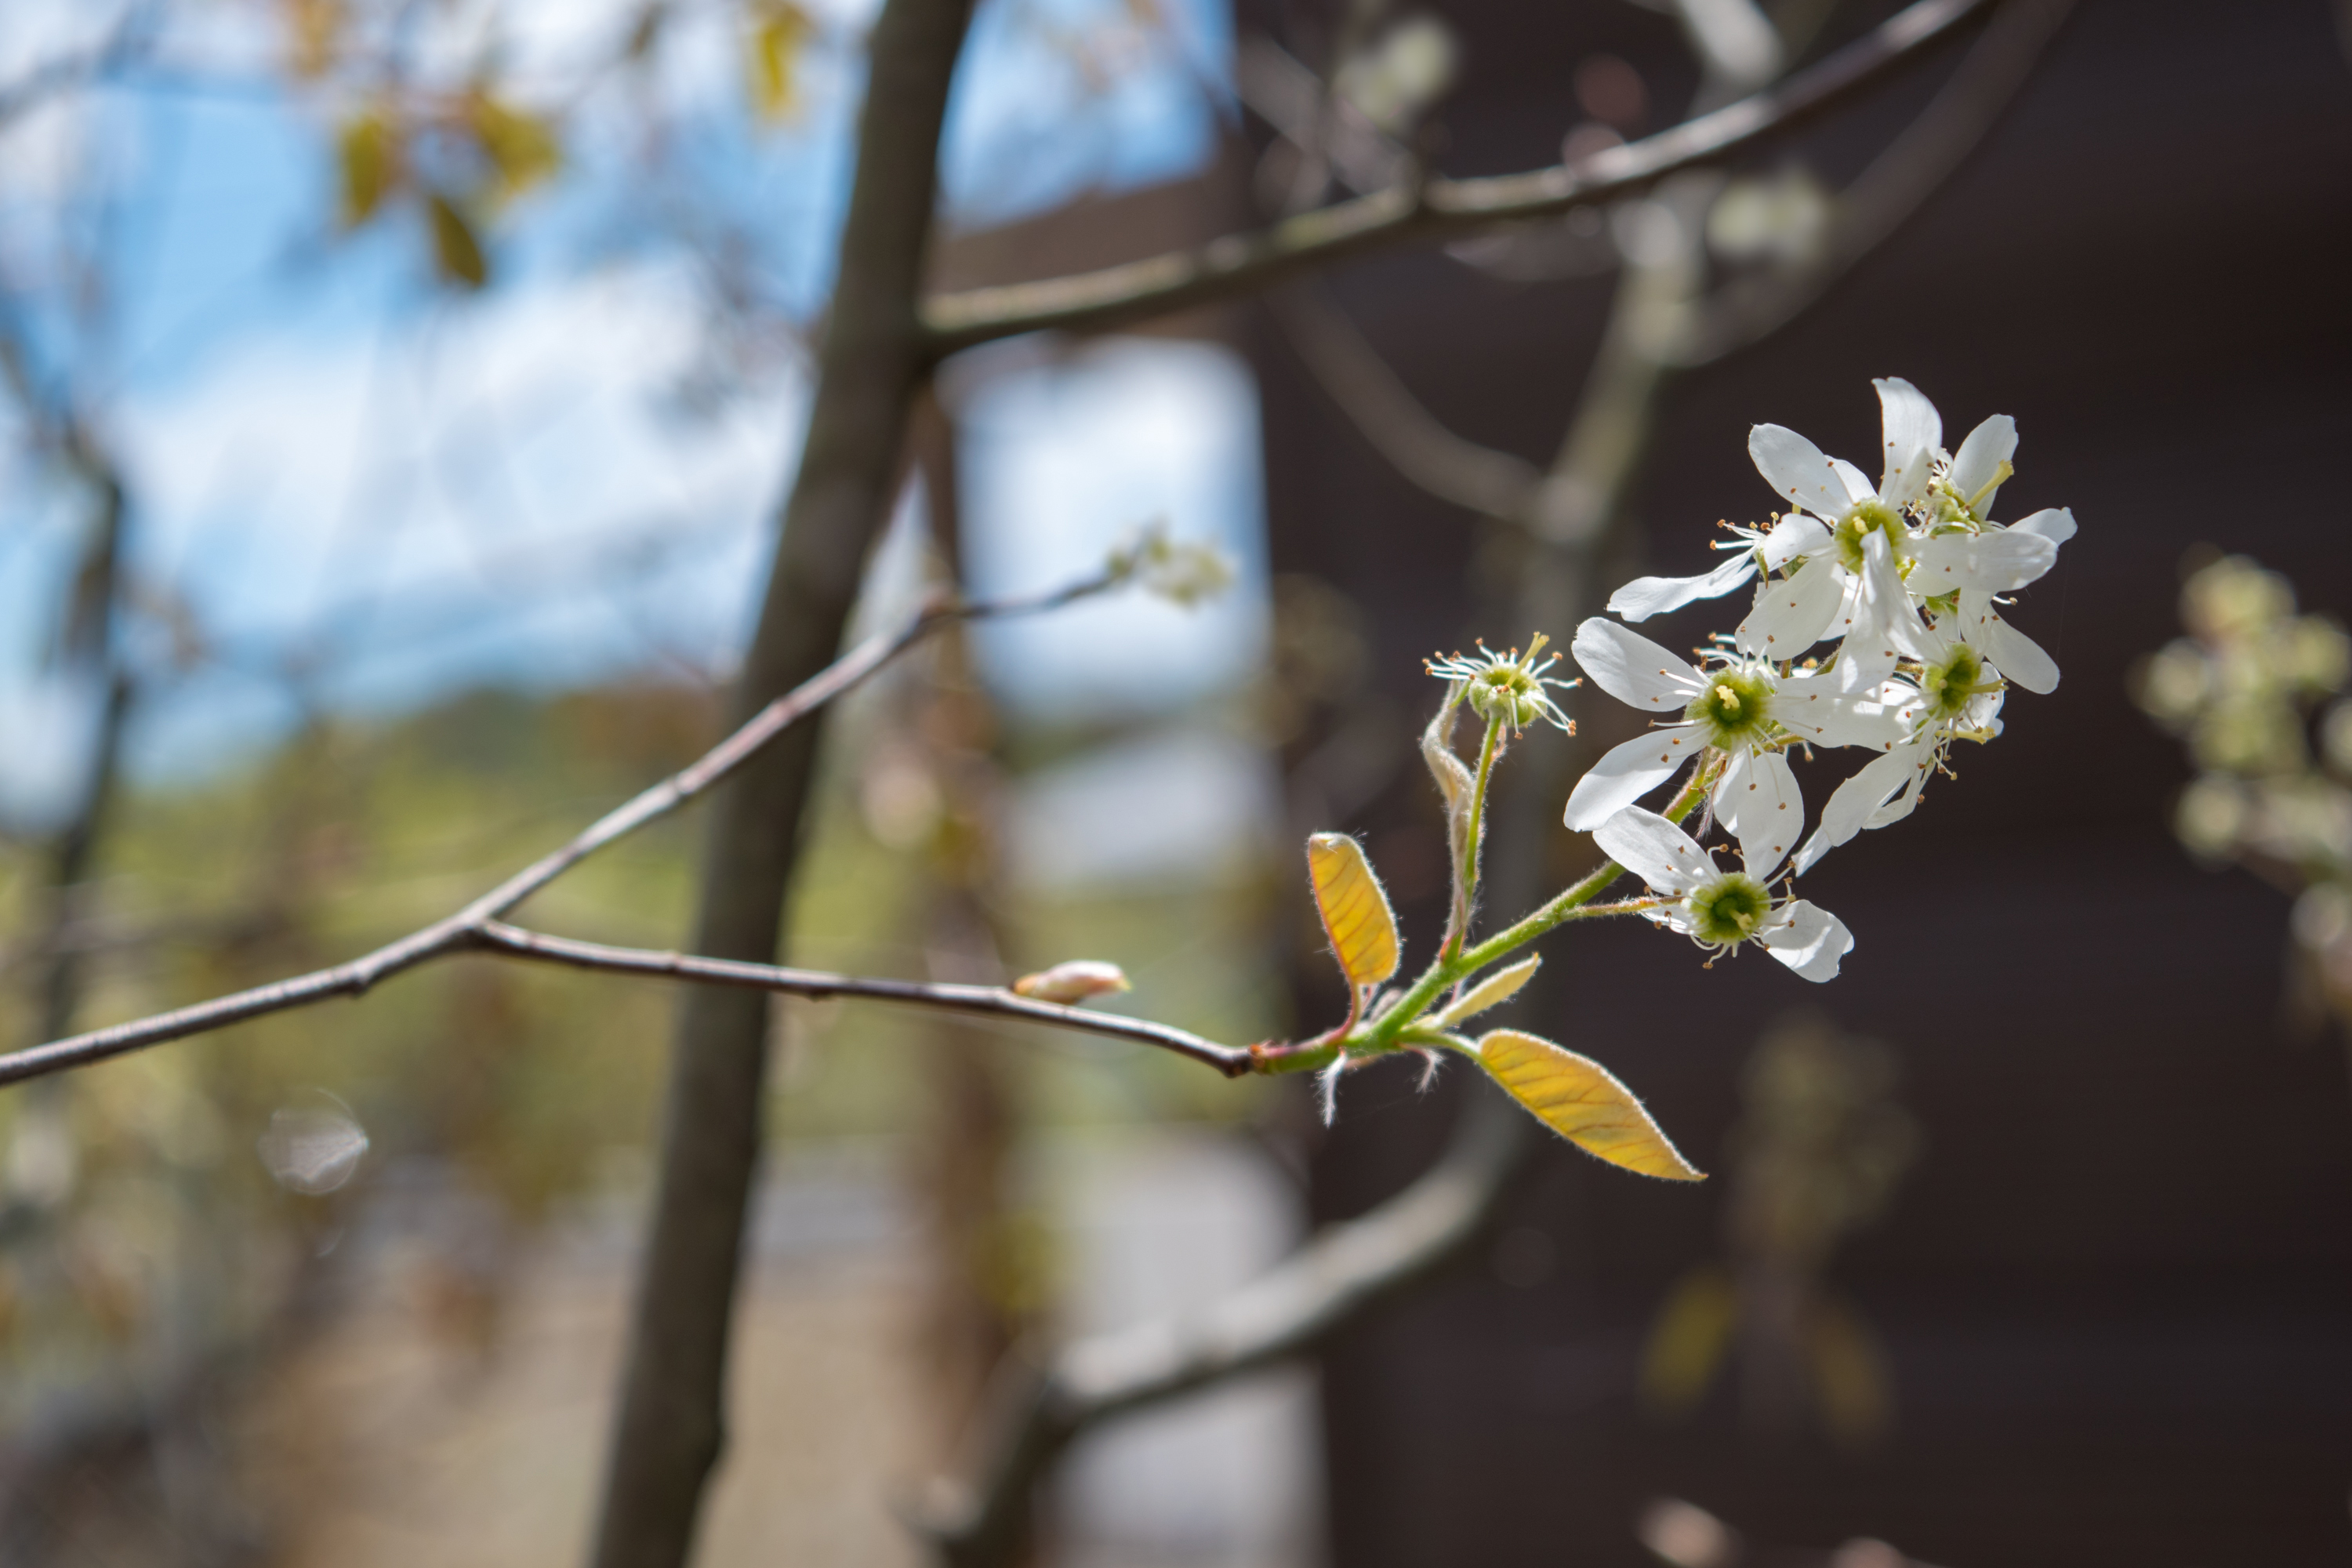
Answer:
106;260;802;777
956;336;1269;722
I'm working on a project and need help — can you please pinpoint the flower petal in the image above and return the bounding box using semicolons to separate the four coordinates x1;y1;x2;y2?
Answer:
2009;506;2077;546
1874;377;1943;503
1592;804;1713;896
1749;424;1853;521
1736;555;1845;659
1757;898;1853;982
1715;746;1801;881
1829;457;1878;506
1958;589;2060;694
1571;618;1704;711
1948;414;2018;517
1607;551;1758;622
1909;529;2058;593
1866;756;1933;827
1833;530;1936;689
1563;728;1701;829
1777;670;1911;749
1791;742;1928;875
1759;513;1832;571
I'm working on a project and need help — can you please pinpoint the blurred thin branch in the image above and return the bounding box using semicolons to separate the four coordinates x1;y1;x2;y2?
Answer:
1277;0;2073;529
1672;0;2079;365
920;0;2000;351
0;568;1124;1088
470;922;1253;1074
1270;285;1542;524
922;1090;1537;1568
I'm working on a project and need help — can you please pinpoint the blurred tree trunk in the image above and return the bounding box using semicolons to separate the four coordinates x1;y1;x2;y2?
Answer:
587;0;978;1562
904;391;1038;1475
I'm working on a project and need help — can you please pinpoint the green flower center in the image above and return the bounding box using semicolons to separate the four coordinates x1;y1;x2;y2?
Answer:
1469;666;1538;725
1683;666;1774;747
1686;874;1773;947
1832;497;1902;572
1921;642;1987;721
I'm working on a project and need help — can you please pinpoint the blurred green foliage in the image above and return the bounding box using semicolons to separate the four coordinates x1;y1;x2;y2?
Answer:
0;671;1281;1449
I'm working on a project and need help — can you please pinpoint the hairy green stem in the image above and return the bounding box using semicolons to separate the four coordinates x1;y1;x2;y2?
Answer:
1441;717;1505;964
1254;756;1718;1077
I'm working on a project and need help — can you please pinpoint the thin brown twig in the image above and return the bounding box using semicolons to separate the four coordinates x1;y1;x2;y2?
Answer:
0;568;1122;1091
920;0;1999;354
1272;0;2071;528
923;1088;1537;1568
470;923;1254;1076
1269;285;1541;523
1671;0;2080;365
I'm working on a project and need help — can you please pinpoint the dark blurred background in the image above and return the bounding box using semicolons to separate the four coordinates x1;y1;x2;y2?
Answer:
2;2;2347;1564
1247;0;2352;1561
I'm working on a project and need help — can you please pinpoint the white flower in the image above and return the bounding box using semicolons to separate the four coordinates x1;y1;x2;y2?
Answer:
1738;380;2066;663
1604;514;1823;623
1426;634;1577;732
1789;597;2025;875
1608;381;2076;706
1608;377;1947;627
1563;617;1905;878
1593;806;1853;982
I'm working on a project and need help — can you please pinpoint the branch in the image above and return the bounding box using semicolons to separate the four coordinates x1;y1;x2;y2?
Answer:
1269;286;1541;523
0;571;1116;1091
468;923;1254;1076
0;16;144;130
920;0;1999;353
1671;0;2079;366
924;1088;1537;1568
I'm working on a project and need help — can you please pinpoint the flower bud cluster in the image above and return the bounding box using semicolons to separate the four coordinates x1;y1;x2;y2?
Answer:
2135;554;2352;1022
1559;379;2078;980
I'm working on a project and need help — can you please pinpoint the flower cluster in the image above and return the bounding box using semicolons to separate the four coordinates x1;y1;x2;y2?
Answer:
2134;553;2352;1022
1563;378;2076;979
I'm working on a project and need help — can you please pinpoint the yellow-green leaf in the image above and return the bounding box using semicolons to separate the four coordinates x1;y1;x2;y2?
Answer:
1307;832;1399;990
1477;1029;1703;1181
1433;955;1538;1029
746;3;812;123
470;94;563;206
285;0;343;78
426;193;488;289
337;110;398;229
1639;1265;1734;1414
1807;1293;1893;1446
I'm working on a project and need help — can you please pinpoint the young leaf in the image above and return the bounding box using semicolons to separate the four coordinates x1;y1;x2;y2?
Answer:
470;95;563;207
1807;1292;1893;1446
337;110;398;229
1433;955;1539;1029
1639;1264;1735;1414
286;0;343;78
426;193;488;289
1307;833;1399;990
747;2;813;122
1476;1029;1703;1181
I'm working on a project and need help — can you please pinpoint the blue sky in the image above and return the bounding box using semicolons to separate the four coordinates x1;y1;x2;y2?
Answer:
0;0;1265;829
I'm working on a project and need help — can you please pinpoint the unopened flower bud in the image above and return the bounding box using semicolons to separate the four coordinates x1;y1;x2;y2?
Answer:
1011;960;1131;1004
